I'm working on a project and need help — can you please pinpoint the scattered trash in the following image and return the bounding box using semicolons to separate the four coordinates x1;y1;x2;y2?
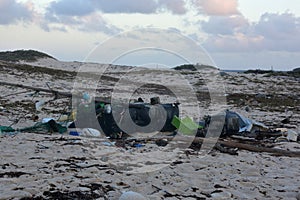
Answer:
119;191;147;200
0;126;15;133
67;128;101;137
102;141;116;146
82;92;90;101
198;110;269;138
20;119;67;134
58;114;69;122
71;100;179;137
0;126;16;136
104;104;112;114
281;116;292;124
155;138;168;147
35;100;45;111
0;89;299;160
171;116;202;135
150;96;160;105
69;130;80;136
224;110;268;135
42;118;55;123
81;128;101;137
133;143;145;148
276;128;288;133
275;136;289;143
0;119;67;135
287;130;298;142
31;114;39;122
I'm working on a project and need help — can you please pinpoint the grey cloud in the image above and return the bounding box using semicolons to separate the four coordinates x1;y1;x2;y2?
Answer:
202;12;300;52
203;34;262;52
94;0;158;14
47;0;188;16
41;13;121;35
0;0;32;24
255;13;300;49
255;13;300;40
95;0;187;14
43;0;188;34
44;0;121;34
76;15;122;34
252;12;300;52
158;0;187;14
48;0;95;16
201;15;249;35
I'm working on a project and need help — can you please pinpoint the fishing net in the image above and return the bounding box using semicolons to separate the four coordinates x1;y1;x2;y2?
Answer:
19;120;67;134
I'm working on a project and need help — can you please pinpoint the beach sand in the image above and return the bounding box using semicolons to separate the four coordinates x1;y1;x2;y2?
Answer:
0;58;300;199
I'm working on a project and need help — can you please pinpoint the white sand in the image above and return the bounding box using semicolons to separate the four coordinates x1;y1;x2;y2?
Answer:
0;58;299;199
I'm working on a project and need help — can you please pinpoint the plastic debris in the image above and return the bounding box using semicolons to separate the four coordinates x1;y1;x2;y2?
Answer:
119;191;147;200
20;120;67;134
0;126;15;133
42;118;55;123
0;126;16;136
81;128;101;137
69;130;80;136
287;130;298;142
82;92;90;101
224;110;268;133
172;116;202;135
133;143;145;148
58;114;69;122
72;101;179;137
102;141;116;146
35;100;45;111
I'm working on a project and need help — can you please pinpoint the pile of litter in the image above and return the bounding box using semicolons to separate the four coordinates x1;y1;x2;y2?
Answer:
0;87;299;158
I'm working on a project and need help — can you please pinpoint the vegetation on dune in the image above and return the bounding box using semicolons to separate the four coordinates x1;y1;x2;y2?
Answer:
244;69;300;78
0;49;55;62
293;67;300;73
174;64;217;71
0;61;74;80
244;69;274;74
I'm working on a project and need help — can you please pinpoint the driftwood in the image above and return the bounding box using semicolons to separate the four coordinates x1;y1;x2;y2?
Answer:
217;139;300;157
1;90;29;98
0;81;110;102
0;80;72;97
126;136;300;158
193;137;300;157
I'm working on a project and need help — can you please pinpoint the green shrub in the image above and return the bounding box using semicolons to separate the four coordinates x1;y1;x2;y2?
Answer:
0;49;55;62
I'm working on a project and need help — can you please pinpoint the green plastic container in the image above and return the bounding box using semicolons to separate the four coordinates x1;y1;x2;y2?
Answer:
171;116;202;135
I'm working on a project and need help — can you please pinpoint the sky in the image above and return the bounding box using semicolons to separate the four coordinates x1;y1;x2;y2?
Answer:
0;0;300;70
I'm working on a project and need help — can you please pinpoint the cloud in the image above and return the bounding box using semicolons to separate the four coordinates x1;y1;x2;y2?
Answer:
193;0;239;16
44;1;125;34
255;13;300;52
41;12;121;34
47;0;158;15
0;0;33;24
76;13;122;34
202;12;300;52
202;15;249;35
255;13;300;40
48;0;95;16
95;0;158;14
203;33;264;52
47;0;187;15
43;0;188;33
158;0;187;14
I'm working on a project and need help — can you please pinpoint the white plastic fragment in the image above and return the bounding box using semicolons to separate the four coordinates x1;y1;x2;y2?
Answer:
119;191;147;200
